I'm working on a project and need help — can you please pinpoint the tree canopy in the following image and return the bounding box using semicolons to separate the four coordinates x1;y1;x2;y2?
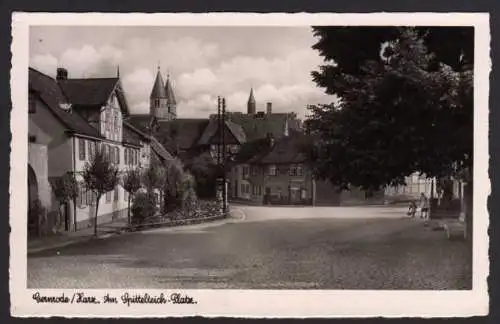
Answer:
307;27;473;191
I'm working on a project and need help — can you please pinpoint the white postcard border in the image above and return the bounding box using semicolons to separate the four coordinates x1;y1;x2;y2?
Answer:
10;12;491;318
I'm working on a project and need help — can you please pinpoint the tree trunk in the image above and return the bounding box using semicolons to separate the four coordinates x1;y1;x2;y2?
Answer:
94;195;101;236
127;193;131;225
73;199;77;232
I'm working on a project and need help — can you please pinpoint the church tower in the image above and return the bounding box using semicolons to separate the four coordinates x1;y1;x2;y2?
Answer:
247;88;256;115
149;66;168;120
165;73;177;120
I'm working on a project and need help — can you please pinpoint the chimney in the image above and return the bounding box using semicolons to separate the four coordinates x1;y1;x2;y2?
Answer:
56;68;68;81
266;102;272;115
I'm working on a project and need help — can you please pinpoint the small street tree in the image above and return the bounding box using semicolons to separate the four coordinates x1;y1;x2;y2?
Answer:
163;157;185;213
122;168;142;225
52;172;78;231
82;148;119;236
141;162;164;218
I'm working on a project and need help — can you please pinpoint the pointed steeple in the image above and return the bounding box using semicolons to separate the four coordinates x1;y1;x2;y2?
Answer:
247;87;256;115
248;87;256;104
164;72;176;105
116;65;120;78
150;66;167;99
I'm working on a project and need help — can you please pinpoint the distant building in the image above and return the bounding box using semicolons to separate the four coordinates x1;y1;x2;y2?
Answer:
28;67;172;237
149;66;177;121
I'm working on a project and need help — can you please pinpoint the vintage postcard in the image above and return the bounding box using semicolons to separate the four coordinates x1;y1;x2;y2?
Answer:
10;13;490;317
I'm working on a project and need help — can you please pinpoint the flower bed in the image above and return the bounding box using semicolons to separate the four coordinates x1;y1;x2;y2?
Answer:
127;200;226;232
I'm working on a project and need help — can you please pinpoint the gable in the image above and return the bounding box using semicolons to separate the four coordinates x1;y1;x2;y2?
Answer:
208;125;240;145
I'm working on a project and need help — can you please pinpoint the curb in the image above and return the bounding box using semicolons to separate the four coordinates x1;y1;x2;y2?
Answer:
28;215;236;254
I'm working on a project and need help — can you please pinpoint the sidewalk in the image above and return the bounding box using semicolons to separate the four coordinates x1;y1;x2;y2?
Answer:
28;209;243;254
28;218;129;254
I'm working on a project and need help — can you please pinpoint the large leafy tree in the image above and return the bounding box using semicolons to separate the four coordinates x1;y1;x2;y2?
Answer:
308;27;473;237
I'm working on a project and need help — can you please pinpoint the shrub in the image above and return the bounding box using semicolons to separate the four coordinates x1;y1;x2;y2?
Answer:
181;187;198;219
131;192;158;224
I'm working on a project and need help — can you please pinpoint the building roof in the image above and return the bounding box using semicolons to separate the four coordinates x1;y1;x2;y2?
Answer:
221;112;300;142
197;119;247;145
150;69;167;99
154;118;209;151
234;131;310;165
165;75;176;104
149;135;173;161
126;115;153;133
59;78;113;105
29;68;102;138
122;122;146;147
58;77;130;116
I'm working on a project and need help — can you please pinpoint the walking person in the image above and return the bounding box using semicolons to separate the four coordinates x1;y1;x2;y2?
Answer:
419;193;430;220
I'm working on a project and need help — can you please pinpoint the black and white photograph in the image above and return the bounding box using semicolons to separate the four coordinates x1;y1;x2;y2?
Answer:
10;13;489;317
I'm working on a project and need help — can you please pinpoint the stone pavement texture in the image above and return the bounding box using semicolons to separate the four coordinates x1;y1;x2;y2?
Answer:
28;206;471;290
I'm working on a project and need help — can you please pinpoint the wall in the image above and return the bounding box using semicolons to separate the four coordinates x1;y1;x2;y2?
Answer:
73;136;143;229
28;143;52;210
230;163;314;205
384;172;439;202
100;91;123;142
29;98;73;178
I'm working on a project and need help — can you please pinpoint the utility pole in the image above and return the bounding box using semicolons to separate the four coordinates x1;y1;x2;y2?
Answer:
222;97;227;214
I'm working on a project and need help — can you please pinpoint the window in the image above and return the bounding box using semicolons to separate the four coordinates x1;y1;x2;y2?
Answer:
79;138;86;161
297;164;303;176
268;165;277;176
116;147;120;164
114;115;118;133
289;166;297;176
106;191;112;203
78;183;87;208
88;141;94;160
124;148;128;165
240;183;245;195
258;186;262;196
114;185;119;201
242;166;250;178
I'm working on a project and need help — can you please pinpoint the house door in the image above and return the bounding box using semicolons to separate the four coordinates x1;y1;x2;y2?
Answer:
234;180;238;197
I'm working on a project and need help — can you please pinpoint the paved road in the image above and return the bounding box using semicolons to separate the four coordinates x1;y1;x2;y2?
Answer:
28;206;472;289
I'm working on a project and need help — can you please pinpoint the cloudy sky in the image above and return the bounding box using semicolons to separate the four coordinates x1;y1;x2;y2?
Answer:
30;26;335;119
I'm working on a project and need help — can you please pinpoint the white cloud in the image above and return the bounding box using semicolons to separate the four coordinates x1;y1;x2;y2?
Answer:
29;28;335;119
121;68;155;114
30;53;58;76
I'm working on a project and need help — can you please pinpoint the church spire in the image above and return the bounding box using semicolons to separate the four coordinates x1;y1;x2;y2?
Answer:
165;72;176;105
247;87;256;115
150;66;166;99
116;65;120;78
